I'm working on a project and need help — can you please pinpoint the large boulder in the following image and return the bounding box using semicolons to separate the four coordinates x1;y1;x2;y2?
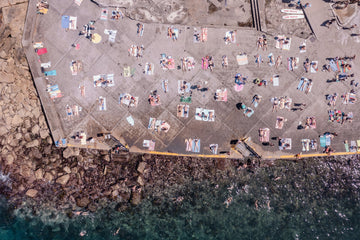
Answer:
26;139;39;148
0;126;8;135
31;124;40;135
44;172;54;182
0;72;15;83
25;189;38;198
62;147;80;159
56;174;70;185
76;197;90;208
137;161;146;174
130;191;142;206
11;115;22;126
34;168;44;180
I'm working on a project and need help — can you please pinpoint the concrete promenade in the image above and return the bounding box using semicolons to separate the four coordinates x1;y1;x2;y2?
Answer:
23;0;360;159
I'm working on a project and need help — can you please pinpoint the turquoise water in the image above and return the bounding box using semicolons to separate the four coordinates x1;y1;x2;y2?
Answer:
0;158;359;240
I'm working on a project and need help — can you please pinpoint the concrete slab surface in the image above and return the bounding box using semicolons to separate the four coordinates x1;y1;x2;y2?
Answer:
23;0;360;158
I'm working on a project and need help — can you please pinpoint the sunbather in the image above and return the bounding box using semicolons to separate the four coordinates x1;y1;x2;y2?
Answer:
304;58;310;73
275;56;282;69
222;55;228;68
66;105;73;120
194;139;200;152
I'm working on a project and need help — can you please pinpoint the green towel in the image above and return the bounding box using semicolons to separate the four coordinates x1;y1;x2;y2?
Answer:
180;96;192;103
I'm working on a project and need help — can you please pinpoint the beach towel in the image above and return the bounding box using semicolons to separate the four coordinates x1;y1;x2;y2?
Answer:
126;116;134;126
329;60;338;72
41;62;51;68
320;136;326;148
357;140;360;151
236;54;248;65
209;144;218;154
44;70;56;76
61;15;70;29
287;57;299;71
225;31;236;44
202;57;208;69
98;97;106;111
104;29;117;42
259;128;270;142
273;75;279;86
215;89;227;102
162;80;168;93
145;63;154;75
297;78;306;91
268;53;275;66
143;140;155;151
310;61;318;73
344;141;350;152
201;28;208;42
180;96;191;103
234;84;244;92
124;66;131;77
101;9;108;20
69;16;77;30
279;138;292;150
33;42;44;49
191;139;201;153
351;141;356;152
301;139;310;151
37;48;47;55
275;117;284;129
244;107;254;117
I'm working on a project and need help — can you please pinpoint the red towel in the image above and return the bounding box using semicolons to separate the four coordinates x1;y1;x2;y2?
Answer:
37;48;47;55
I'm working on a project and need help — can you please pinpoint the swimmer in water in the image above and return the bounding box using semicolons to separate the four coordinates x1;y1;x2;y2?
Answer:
80;230;87;236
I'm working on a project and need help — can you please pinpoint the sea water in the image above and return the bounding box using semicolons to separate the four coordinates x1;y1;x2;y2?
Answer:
0;157;359;240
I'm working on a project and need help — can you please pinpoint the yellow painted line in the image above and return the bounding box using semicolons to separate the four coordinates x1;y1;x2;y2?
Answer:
264;151;360;159
144;151;229;159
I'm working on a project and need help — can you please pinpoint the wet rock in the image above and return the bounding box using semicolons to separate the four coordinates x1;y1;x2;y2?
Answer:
137;161;146;174
25;189;38;198
34;168;44;180
76;197;90;208
130;191;142;205
26;139;39;148
88;203;97;212
56;174;70;185
137;175;145;186
112;190;119;197
119;191;131;201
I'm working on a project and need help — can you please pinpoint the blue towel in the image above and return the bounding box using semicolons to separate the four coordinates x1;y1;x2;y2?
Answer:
45;70;57;76
61;15;69;29
297;78;304;90
329;60;338;72
61;138;67;146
